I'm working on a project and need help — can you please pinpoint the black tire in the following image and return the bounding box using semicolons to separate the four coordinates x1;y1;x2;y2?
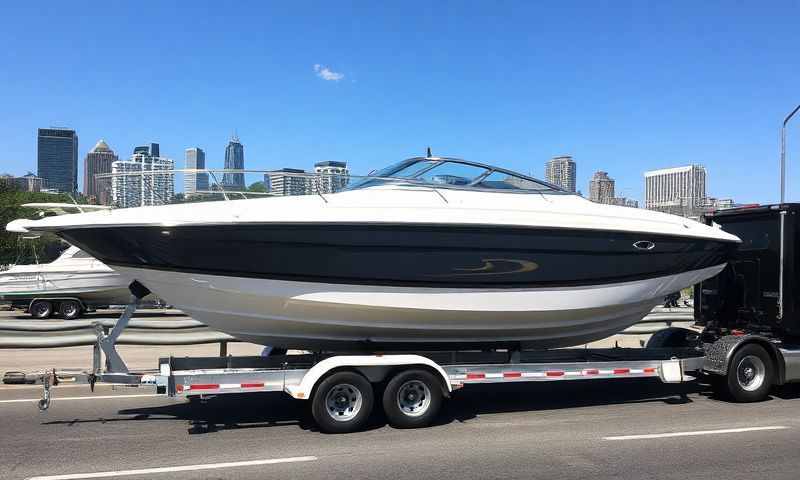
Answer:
311;371;374;434
723;344;774;402
29;300;53;319
382;369;443;429
59;300;82;320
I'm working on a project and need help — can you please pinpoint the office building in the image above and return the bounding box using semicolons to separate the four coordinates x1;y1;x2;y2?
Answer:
0;173;43;192
545;155;576;193
37;128;78;192
111;143;174;208
265;168;313;196
644;165;707;217
223;134;245;191
589;171;615;204
314;161;349;193
611;197;639;208
184;147;209;197
83;139;118;204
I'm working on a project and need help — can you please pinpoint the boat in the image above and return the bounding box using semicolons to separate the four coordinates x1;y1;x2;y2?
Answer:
5;156;740;348
0;245;135;318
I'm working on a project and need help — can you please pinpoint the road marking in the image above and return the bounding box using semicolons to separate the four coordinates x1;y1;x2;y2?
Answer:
603;425;789;441
26;456;318;479
0;394;160;404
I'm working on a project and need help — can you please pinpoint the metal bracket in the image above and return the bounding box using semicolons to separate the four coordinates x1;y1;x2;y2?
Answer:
93;296;141;374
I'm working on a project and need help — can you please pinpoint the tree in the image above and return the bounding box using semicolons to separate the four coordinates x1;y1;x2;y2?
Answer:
247;181;266;193
0;188;76;265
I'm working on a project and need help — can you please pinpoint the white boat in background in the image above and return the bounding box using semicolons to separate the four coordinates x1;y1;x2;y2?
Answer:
7;156;740;347
0;246;133;319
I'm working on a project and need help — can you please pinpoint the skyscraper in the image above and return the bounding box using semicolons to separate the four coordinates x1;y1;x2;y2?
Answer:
37;128;78;192
589;171;615;204
83;139;118;204
314;161;349;193
644;165;707;218
223;134;245;191
184;147;209;197
111;143;174;208
545;155;576;193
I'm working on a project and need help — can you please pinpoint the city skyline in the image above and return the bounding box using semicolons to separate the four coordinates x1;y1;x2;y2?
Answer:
1;3;797;205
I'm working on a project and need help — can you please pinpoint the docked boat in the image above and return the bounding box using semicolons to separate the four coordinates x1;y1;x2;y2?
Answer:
6;156;740;348
0;245;134;318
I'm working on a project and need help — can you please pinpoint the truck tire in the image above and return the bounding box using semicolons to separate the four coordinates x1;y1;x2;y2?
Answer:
59;300;82;320
724;344;774;402
30;300;53;319
382;369;443;429
311;371;374;434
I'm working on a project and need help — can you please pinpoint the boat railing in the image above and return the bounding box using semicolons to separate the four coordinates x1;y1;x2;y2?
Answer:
90;168;486;209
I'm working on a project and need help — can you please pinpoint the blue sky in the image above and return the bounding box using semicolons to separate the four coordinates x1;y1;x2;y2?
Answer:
1;1;798;203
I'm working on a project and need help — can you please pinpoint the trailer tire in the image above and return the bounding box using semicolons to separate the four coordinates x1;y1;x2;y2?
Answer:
59;300;82;320
382;369;442;429
311;371;374;434
30;300;53;319
724;344;774;402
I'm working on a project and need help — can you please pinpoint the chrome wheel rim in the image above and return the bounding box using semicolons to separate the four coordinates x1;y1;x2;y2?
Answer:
397;380;431;417
736;355;766;392
325;383;363;422
62;303;78;317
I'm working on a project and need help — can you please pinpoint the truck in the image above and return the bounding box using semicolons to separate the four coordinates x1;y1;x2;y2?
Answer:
34;203;800;433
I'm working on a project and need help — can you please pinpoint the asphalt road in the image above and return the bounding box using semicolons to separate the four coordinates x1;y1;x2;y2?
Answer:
2;378;799;480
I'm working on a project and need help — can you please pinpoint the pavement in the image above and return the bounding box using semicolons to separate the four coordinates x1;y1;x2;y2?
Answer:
1;378;799;480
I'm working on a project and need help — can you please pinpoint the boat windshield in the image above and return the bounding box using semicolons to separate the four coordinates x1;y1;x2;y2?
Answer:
345;158;564;193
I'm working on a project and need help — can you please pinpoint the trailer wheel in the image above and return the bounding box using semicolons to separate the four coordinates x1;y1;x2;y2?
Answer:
723;344;774;402
382;369;442;429
59;300;82;320
30;300;53;319
311;371;374;434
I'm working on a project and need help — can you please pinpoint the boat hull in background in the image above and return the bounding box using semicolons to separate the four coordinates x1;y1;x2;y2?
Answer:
113;263;724;350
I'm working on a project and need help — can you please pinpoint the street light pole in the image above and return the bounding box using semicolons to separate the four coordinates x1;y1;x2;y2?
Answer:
780;104;800;203
777;104;799;320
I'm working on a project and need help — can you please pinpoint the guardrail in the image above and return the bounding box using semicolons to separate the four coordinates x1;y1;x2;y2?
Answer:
0;308;695;349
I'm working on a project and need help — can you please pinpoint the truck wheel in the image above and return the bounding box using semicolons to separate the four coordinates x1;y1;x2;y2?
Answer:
382;369;442;429
59;300;82;320
724;344;774;402
30;300;53;319
311;371;374;434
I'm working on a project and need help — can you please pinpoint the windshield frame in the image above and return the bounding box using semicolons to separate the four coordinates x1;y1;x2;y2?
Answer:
345;157;570;194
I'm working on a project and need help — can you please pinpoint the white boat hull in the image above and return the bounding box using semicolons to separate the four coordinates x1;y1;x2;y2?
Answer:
114;263;724;350
0;270;132;304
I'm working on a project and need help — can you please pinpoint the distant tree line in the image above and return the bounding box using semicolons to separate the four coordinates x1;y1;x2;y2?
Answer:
0;182;74;266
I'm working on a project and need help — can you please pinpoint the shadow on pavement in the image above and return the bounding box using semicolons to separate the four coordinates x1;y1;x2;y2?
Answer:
40;378;711;435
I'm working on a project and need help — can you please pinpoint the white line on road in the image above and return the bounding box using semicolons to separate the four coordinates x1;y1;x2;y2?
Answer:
0;394;160;404
26;456;318;480
603;425;789;441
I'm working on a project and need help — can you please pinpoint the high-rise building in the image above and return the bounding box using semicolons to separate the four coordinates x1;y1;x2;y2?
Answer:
37;128;78;192
111;143;174;208
223;134;245;191
83;139;118;205
313;161;349;193
545;155;576;192
265;168;313;196
644;165;706;217
589;171;615;204
184;147;209;197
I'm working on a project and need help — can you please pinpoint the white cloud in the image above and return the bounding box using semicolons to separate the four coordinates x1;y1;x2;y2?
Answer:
314;64;344;81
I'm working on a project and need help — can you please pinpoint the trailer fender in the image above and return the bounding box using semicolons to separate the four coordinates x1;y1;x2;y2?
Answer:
285;354;452;400
704;335;786;385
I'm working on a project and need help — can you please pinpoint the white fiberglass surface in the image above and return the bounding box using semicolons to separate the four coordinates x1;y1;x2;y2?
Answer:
14;186;739;244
